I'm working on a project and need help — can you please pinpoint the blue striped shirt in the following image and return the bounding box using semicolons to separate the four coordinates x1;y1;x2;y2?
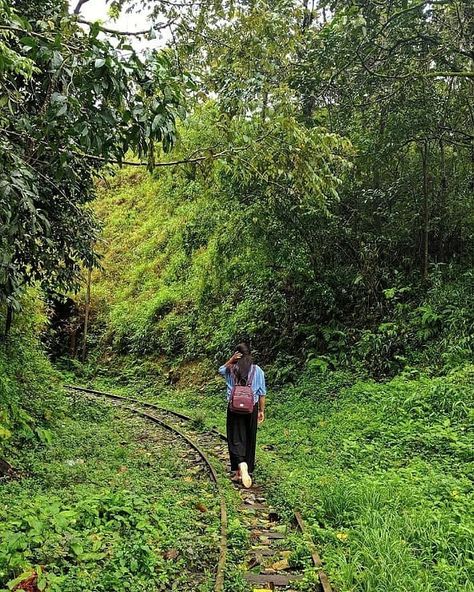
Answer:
218;364;267;404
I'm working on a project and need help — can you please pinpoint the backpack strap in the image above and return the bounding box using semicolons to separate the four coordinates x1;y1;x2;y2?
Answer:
246;365;256;387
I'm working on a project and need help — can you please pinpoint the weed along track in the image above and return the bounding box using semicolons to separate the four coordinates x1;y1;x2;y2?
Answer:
67;385;332;592
66;384;227;592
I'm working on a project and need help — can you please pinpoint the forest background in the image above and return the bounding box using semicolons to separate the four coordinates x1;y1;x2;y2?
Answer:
0;1;473;591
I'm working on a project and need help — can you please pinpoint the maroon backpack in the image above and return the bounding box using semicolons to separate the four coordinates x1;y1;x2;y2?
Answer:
229;365;256;414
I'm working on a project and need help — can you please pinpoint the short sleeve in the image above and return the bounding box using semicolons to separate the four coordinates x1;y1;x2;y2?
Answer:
255;367;267;397
218;365;228;376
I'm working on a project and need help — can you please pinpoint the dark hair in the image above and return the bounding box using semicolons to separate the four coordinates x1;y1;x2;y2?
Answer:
233;342;253;385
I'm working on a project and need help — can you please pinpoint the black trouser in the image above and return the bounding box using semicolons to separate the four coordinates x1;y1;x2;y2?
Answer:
226;402;258;474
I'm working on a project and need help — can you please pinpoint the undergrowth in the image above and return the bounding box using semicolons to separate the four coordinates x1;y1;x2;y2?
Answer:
0;294;63;459
86;359;474;592
0;395;223;591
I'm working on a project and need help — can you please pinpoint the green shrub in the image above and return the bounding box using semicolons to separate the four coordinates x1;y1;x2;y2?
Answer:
0;293;64;456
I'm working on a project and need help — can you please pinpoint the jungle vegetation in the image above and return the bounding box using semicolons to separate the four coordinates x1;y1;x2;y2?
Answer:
0;1;473;591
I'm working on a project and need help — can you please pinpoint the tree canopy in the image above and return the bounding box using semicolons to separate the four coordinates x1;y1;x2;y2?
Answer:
0;0;184;327
1;0;473;365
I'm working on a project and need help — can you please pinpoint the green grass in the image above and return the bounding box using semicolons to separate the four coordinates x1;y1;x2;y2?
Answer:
83;361;474;592
0;394;226;592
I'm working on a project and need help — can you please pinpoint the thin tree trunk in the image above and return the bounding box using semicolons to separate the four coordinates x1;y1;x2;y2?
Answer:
373;108;387;190
81;268;91;362
439;138;447;261
4;305;13;337
300;0;316;120
261;89;268;123
421;141;430;280
70;327;77;358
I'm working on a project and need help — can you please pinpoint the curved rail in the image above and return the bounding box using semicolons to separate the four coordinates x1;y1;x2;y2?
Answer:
67;384;332;592
66;384;227;441
66;385;227;592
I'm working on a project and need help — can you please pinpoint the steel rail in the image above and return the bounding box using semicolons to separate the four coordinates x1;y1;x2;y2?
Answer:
66;385;227;592
65;384;227;441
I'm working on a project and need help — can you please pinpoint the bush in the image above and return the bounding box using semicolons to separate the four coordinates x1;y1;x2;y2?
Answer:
0;292;64;457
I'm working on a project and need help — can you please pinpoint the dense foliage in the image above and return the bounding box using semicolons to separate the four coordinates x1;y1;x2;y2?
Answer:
79;0;473;376
89;129;472;376
0;399;223;592
0;1;473;592
0;293;62;458
0;0;183;324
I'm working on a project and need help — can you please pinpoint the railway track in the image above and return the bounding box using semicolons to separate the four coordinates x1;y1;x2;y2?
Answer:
66;384;332;592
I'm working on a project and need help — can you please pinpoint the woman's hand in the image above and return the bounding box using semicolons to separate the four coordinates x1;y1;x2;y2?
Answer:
225;351;242;367
258;410;265;424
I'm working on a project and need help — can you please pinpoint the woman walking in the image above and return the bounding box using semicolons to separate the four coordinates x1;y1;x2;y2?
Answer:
218;343;266;488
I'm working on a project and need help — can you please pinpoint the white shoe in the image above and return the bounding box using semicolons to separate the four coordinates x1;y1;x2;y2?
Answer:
238;462;252;488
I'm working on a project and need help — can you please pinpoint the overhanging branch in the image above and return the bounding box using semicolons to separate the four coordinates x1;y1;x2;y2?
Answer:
76;17;174;37
423;71;474;79
76;148;232;168
73;0;92;15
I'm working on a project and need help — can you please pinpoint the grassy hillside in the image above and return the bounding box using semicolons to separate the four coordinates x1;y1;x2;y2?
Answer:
88;159;473;377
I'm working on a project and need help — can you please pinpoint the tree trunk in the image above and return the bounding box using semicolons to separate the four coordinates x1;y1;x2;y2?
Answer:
300;0;316;121
438;138;447;261
421;141;430;281
70;327;77;358
4;305;13;337
81;268;91;362
261;89;268;123
373;108;387;190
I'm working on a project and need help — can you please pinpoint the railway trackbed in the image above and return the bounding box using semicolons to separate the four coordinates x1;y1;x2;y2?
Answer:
66;384;332;592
